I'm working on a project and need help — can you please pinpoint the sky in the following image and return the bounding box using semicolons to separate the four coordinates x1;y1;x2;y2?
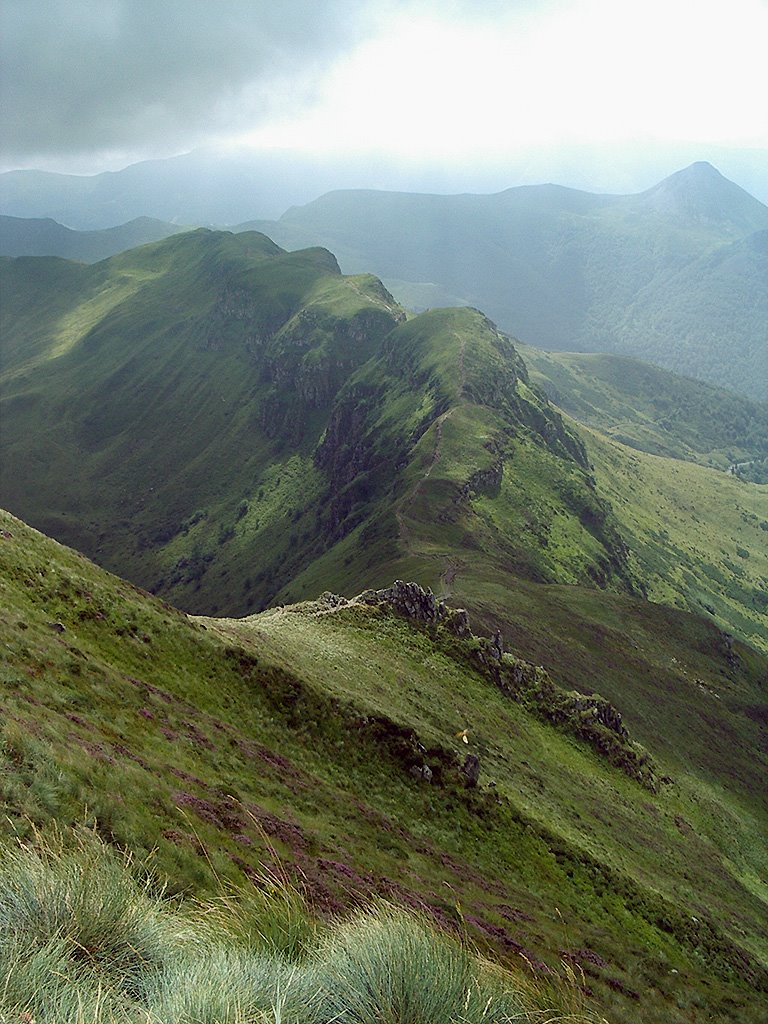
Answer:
2;0;767;195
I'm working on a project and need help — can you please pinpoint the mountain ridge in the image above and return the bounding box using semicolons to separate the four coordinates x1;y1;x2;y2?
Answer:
245;164;768;400
2;228;766;658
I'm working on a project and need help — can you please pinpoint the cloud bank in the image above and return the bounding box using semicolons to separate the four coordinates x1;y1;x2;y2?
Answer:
0;0;375;166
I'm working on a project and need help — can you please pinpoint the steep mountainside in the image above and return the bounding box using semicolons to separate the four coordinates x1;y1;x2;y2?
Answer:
0;229;402;605
0;232;638;619
0;214;185;261
2;510;767;1024
2;231;767;657
246;163;768;400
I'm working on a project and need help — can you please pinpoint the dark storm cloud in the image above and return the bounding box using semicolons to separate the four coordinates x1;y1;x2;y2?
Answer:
0;0;377;164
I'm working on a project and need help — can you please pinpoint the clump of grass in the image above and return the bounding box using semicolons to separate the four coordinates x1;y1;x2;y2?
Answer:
144;947;310;1024
309;903;567;1024
193;884;317;963
0;824;182;1016
0;828;598;1024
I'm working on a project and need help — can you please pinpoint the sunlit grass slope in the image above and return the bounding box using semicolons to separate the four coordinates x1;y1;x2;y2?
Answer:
2;509;767;1023
582;426;768;654
0;230;404;612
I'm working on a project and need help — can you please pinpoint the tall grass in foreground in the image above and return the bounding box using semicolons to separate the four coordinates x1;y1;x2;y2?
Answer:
0;828;602;1024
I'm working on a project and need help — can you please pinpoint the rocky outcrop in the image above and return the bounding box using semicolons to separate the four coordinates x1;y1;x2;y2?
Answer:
456;460;504;503
355;581;657;790
462;754;481;788
356;580;471;637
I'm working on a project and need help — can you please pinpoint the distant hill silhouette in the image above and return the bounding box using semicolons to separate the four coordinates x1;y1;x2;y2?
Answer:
0;214;184;261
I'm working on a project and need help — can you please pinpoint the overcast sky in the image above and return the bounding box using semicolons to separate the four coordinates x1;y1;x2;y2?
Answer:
2;0;767;194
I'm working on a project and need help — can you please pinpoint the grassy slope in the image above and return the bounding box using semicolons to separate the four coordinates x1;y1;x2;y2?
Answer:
275;312;768;658
581;426;768;653
1;508;767;1023
0;230;404;613
0;830;596;1024
1;247;641;618
275;306;639;607
3;236;765;653
519;344;768;474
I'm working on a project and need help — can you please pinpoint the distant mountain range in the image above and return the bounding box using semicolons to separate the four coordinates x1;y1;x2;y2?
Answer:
246;163;768;401
0;149;401;227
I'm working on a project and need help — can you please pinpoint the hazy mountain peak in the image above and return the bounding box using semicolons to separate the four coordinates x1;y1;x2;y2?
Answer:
638;161;768;233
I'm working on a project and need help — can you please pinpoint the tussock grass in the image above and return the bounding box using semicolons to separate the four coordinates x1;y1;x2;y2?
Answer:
0;829;599;1024
311;905;541;1023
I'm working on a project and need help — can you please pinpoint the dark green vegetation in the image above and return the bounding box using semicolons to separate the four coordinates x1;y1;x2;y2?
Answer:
248;162;768;400
2;511;768;1023
0;214;185;262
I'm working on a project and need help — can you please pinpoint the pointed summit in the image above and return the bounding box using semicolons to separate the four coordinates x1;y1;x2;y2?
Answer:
638;162;768;234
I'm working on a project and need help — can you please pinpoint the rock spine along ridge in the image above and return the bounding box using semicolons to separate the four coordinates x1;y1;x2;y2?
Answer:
350;581;658;790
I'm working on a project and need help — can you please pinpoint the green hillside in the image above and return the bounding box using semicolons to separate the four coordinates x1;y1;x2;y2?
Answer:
520;345;768;477
2;509;767;1023
246;163;768;400
0;236;639;619
2;232;767;659
0;229;403;609
612;229;768;399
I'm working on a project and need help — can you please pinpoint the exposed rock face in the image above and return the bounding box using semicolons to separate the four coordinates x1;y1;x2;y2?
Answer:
457;460;504;502
410;764;433;783
718;631;741;670
488;629;504;660
571;696;628;739
462;754;481;788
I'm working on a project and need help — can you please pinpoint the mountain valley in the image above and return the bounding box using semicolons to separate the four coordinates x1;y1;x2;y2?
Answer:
1;208;766;1024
